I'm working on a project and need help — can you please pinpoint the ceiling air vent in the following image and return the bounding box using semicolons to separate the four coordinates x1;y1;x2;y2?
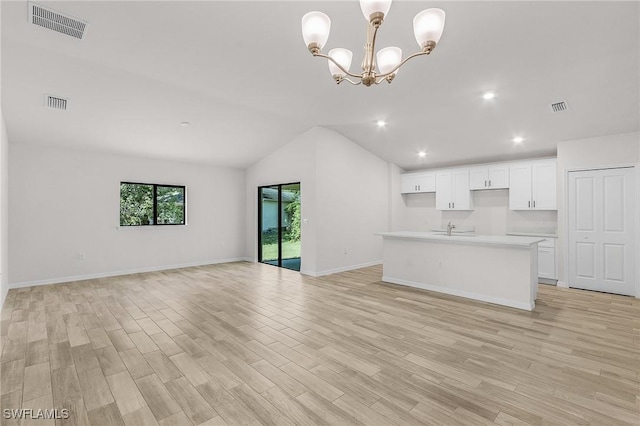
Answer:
29;2;88;40
45;95;68;111
550;101;569;113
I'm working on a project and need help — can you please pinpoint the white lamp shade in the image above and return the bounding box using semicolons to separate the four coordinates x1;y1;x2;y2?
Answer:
301;11;331;49
359;0;392;22
413;8;446;47
327;48;353;77
376;46;402;75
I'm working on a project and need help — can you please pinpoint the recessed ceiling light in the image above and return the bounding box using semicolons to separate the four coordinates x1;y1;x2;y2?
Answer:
376;120;386;128
483;92;496;100
180;121;191;127
418;151;427;158
512;136;524;143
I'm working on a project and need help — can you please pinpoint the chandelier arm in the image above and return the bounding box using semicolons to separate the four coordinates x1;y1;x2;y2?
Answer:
313;52;363;79
376;50;429;79
343;78;362;86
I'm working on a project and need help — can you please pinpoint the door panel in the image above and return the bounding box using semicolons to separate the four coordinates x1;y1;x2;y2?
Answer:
575;242;596;279
603;244;624;282
469;167;488;190
435;172;452;210
568;167;635;295
603;175;624;231
509;163;532;210
258;183;301;271
452;169;472;210
532;161;556;210
488;165;509;189
575;177;595;231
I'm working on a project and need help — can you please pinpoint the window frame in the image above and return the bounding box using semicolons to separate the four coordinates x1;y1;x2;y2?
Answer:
120;181;187;227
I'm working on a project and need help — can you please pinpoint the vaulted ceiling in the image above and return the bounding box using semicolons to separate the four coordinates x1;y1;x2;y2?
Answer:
2;1;638;170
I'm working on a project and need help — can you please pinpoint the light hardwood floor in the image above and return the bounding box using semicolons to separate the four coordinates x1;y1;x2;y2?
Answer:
1;262;638;425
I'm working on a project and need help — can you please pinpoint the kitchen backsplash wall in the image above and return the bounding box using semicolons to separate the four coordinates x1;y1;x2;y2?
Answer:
399;189;558;236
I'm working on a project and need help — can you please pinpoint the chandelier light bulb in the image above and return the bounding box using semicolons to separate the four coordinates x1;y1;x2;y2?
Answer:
413;8;446;48
359;0;393;24
327;48;353;77
377;46;402;75
301;11;331;51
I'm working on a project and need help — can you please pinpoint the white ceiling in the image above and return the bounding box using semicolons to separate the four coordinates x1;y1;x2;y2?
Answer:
2;1;638;170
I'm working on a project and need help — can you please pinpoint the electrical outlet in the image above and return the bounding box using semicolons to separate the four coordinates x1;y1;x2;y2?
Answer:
78;253;85;261
438;260;443;268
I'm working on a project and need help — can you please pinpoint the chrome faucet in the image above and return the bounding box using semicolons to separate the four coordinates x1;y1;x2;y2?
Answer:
446;220;455;236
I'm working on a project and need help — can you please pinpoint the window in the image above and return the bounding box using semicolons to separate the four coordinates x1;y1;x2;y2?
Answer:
120;182;186;226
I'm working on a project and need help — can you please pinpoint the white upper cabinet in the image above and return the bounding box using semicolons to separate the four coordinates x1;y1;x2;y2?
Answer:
509;159;557;210
531;161;557;210
400;172;435;194
469;165;509;190
436;169;473;210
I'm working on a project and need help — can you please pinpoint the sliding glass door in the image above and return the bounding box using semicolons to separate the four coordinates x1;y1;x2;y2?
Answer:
258;183;301;271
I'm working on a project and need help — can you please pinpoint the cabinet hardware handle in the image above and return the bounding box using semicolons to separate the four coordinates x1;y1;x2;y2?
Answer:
452;202;455;208
533;200;536;208
484;180;487;187
418;185;420;191
448;202;451;208
528;201;531;208
489;180;492;187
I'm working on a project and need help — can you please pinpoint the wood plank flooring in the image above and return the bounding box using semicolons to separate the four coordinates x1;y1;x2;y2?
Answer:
1;262;638;425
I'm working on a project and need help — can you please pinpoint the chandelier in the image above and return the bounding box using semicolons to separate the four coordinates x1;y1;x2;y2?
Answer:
301;0;446;86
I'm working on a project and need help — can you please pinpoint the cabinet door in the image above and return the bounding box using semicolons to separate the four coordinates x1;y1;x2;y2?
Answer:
487;165;509;189
416;172;436;192
400;174;419;193
435;171;452;210
532;160;557;210
469;167;488;190
509;163;532;210
452;169;473;210
538;247;555;279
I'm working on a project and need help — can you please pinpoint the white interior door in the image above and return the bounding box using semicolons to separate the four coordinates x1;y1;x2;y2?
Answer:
568;167;635;295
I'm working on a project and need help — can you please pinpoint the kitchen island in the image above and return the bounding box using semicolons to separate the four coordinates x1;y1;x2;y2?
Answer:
376;231;543;311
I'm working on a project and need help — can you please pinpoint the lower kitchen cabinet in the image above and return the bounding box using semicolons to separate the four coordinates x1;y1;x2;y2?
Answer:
538;238;557;281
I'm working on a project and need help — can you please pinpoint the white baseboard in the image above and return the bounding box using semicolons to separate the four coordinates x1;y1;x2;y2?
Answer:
556;281;569;288
304;260;382;277
538;278;557;285
382;275;535;311
9;258;252;289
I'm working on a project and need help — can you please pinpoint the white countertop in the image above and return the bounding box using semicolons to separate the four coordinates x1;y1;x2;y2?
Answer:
506;231;556;238
506;227;557;238
376;231;544;247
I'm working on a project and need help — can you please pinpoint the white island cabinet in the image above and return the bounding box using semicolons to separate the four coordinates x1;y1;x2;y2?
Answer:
376;232;542;311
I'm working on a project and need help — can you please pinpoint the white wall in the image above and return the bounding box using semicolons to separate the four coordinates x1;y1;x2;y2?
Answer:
315;129;388;274
245;127;388;276
0;114;8;308
9;144;246;286
556;131;640;288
